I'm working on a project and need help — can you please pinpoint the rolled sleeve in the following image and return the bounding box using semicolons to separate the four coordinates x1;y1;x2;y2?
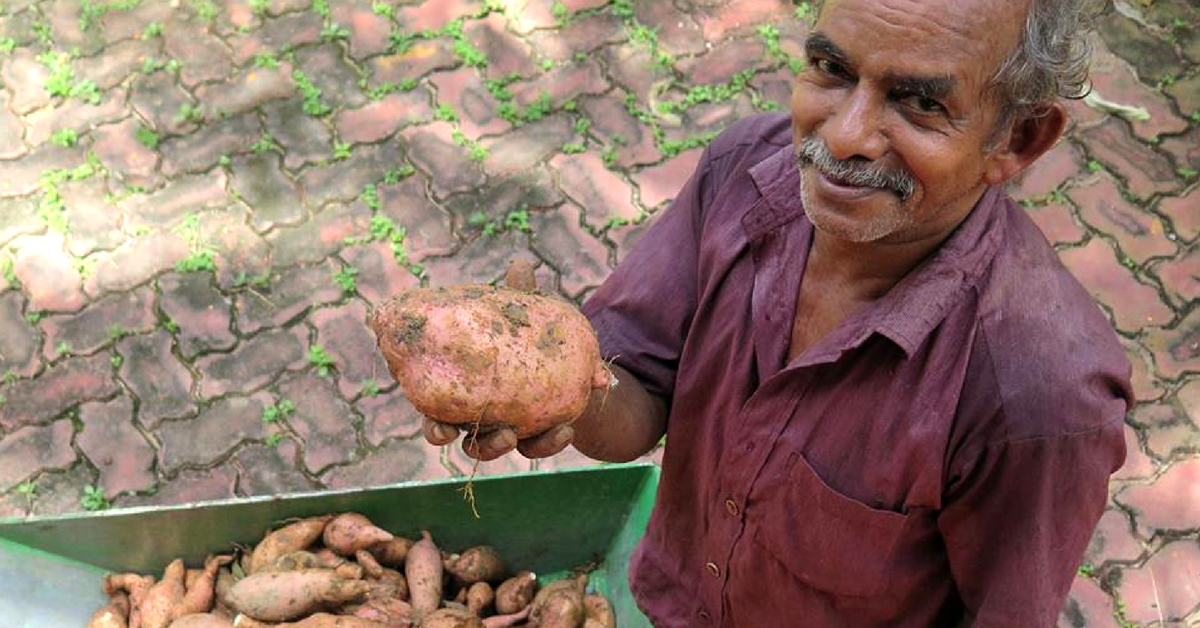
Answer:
581;150;712;400
937;417;1126;627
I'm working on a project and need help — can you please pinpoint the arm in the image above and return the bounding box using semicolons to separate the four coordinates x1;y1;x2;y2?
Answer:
568;364;667;462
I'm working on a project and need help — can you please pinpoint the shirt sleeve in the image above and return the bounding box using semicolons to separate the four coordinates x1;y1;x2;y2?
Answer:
579;149;713;401
936;417;1125;627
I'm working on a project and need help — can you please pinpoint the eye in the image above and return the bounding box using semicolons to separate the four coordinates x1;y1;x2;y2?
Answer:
814;58;851;80
899;94;946;115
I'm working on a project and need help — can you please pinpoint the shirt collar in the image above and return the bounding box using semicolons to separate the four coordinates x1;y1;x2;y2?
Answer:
742;143;1007;361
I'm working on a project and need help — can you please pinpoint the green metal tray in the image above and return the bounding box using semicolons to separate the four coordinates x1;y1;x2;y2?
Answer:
0;462;660;628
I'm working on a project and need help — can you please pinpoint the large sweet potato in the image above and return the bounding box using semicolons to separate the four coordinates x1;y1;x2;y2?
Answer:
249;516;332;575
225;570;371;621
369;283;612;438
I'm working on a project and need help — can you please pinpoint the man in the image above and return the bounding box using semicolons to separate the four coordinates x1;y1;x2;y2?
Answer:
423;0;1132;625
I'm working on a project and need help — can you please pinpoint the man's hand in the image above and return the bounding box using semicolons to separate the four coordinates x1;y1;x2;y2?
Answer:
422;419;575;461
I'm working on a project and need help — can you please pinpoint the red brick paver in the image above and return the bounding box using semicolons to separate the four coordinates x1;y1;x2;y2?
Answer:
0;4;1196;627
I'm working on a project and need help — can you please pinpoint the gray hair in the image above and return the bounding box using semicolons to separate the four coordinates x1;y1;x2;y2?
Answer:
987;0;1100;128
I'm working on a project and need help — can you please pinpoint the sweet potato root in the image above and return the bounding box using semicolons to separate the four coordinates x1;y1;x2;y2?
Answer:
529;575;586;628
168;614;235;628
493;572;536;615
354;550;385;580
481;606;530;628
448;546;505;584
421;607;484;628
178;555;234;617
368;537;413;568
142;559;188;628
465;582;493;616
86;592;130;628
405;531;443;616
249;516;333;575
582;593;615;628
369;284;612;439
226;570;371;622
323;513;394;557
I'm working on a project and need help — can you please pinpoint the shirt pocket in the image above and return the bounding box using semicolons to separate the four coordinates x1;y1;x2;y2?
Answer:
749;450;911;598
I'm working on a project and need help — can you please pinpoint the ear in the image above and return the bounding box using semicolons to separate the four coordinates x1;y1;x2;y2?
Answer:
982;102;1068;186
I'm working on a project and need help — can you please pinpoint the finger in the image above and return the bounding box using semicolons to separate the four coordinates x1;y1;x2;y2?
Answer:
462;428;518;461
516;425;574;459
423;418;460;446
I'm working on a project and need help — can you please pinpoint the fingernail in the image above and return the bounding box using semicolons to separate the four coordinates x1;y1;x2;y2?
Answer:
554;427;574;449
433;424;456;442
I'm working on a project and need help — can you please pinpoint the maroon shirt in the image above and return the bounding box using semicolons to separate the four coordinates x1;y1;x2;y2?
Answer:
582;114;1131;628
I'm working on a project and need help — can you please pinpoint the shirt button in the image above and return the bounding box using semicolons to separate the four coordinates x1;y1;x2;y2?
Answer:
725;498;740;517
705;561;721;578
698;610;712;622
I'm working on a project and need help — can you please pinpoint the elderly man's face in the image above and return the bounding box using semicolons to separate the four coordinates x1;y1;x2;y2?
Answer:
791;0;1029;244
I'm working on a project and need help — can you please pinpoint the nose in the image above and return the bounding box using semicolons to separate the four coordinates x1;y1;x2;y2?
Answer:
820;84;888;163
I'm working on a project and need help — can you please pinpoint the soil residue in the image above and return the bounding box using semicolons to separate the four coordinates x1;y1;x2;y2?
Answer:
395;312;428;346
500;301;530;332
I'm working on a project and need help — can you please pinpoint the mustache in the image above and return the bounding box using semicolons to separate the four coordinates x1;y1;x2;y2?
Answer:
795;137;916;201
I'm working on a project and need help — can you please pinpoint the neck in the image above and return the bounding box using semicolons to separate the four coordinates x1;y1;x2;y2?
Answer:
806;188;988;301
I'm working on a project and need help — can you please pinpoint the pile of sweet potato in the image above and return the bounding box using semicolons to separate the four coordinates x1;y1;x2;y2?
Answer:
89;512;617;628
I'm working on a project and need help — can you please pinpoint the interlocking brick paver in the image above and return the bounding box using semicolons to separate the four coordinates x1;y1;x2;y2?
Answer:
0;420;75;491
25;87;128;147
428;67;512;138
130;71;200;137
0;92;27;161
1057;238;1174;334
637;147;705;209
233;438;318;496
294;44;368;111
1010;141;1083;202
1154;248;1200;307
62;180;125;258
157;392;273;471
0;291;40;379
551;152;640;233
401;121;487;198
1024;203;1087;248
298;143;396;209
320;437;428;490
1144;308;1200;380
512;58;609;108
118;330;197;429
395;0;484;32
84;230;191;298
1160;191;1200;244
442;166;562;235
1089;43;1190;142
482;115;574;176
13;233;87;313
377;177;458;262
367;42;460;86
196;62;295;120
0;142;84;199
1141;398;1200;462
263;100;334;172
158;272;237;359
194;326;308;399
694;0;789;41
75;38;158;91
0;197;39;249
677;38;770;86
531;204;611;298
1078;118;1180;200
334;91;435;145
264;203;374;268
527;13;626;61
310;299;391;399
341;241;421;308
1114;422;1159;482
40;285;157;362
77;396;157;497
28;464;98;517
1122;336;1167;404
578;95;661;168
236;260;345;335
1083;508;1144;566
332;3;392;60
752;67;797;112
159;112;261;177
118;465;240;509
1097;12;1183;87
1118;458;1200;536
230;153;304;232
1056;577;1121;628
1;48;54;114
92;118;161;187
423;230;531;287
599;44;660;100
1116;540;1200;624
356;388;423;448
278;373;360;474
163;19;234;88
229;12;324;63
0;353;118;431
120;171;232;230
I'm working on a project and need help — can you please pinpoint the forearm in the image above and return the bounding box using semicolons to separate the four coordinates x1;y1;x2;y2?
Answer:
570;364;668;463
